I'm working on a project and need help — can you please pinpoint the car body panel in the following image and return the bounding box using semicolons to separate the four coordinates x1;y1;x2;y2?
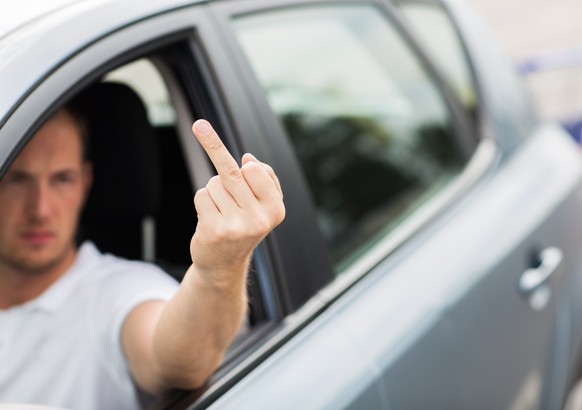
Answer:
1;0;90;38
209;317;386;409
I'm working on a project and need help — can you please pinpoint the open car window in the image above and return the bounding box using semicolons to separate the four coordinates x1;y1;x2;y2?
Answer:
76;52;196;280
74;44;278;337
104;59;177;127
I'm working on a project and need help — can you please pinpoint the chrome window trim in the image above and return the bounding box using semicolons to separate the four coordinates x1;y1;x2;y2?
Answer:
152;56;214;191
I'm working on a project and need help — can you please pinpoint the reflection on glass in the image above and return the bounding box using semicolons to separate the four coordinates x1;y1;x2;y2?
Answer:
235;5;465;273
399;2;478;118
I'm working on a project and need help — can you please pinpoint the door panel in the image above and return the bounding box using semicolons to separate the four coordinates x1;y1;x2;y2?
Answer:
208;317;386;409
334;125;582;408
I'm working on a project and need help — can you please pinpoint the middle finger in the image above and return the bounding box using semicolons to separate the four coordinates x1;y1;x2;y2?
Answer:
192;119;254;206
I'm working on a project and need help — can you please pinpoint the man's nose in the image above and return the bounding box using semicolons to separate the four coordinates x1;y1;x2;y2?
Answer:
26;182;52;220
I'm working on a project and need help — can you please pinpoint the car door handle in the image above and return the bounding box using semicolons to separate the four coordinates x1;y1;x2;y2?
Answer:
519;247;563;295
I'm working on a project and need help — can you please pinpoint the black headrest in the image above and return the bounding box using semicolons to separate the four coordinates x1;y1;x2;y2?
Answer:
71;82;161;219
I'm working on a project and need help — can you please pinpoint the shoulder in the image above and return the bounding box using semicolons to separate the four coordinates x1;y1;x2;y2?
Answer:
78;242;178;284
74;242;179;303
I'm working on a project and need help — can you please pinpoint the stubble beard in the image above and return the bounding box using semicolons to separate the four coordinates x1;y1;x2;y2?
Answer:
0;240;74;276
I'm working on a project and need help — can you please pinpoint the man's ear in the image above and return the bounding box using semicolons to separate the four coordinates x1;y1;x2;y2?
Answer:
82;161;93;206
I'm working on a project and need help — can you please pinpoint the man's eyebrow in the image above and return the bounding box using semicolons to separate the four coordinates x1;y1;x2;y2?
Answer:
0;169;30;183
56;168;83;176
4;169;29;177
3;168;78;179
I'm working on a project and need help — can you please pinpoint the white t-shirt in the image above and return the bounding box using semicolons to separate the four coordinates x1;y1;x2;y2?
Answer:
0;242;180;410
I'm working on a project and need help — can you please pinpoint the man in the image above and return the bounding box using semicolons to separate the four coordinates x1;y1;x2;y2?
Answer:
0;107;285;408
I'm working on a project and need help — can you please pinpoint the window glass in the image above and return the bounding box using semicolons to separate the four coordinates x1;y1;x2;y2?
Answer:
235;5;466;273
398;2;478;117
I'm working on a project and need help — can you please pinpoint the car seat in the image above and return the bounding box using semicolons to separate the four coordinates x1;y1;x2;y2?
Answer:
72;81;161;262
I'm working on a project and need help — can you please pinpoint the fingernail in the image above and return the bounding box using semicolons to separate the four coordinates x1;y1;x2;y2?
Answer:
194;120;211;136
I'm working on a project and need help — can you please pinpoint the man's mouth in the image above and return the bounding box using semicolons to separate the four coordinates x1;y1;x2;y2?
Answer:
20;231;54;246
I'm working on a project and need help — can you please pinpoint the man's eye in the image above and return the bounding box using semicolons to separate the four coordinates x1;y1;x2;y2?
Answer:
3;174;26;184
53;173;75;185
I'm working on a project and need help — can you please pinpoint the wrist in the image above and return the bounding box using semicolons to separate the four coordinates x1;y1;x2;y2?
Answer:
186;257;250;293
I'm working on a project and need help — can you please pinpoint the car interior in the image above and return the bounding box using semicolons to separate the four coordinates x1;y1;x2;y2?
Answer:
73;80;195;278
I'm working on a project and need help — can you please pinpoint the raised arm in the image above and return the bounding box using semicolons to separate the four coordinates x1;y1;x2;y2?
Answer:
121;120;285;394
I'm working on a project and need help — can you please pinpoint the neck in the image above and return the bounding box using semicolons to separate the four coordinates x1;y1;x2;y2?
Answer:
0;247;77;310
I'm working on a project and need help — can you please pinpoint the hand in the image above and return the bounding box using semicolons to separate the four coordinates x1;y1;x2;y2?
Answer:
189;120;285;285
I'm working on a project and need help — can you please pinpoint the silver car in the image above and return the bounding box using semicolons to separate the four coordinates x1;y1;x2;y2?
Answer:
2;0;582;409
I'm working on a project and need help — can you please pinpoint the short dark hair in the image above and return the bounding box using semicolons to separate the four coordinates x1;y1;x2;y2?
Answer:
60;102;89;160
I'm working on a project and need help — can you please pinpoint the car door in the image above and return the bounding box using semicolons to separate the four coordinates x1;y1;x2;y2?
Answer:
199;0;582;408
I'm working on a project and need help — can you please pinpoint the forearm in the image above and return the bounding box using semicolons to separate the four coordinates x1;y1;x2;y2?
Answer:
151;261;249;389
140;120;284;392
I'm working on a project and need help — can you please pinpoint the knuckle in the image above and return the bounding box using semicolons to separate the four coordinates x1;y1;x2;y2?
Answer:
206;137;223;152
263;163;275;174
261;201;285;227
274;203;286;224
207;175;221;188
226;167;243;181
252;214;272;236
267;206;285;228
241;161;260;174
194;188;208;203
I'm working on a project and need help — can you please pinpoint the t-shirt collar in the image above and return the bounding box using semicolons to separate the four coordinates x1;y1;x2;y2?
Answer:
28;241;101;313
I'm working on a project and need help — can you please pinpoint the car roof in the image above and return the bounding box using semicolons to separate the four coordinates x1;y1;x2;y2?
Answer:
0;0;90;40
0;0;205;126
0;0;212;41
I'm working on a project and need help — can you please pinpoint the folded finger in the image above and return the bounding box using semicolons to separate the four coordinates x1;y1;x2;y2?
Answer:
242;153;283;199
194;187;219;218
241;160;283;206
205;175;240;214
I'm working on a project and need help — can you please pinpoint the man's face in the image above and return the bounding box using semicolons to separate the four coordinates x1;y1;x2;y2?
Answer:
0;110;91;275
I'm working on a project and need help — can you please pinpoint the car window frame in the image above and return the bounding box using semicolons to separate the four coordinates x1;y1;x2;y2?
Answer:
206;2;340;313
392;0;484;136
